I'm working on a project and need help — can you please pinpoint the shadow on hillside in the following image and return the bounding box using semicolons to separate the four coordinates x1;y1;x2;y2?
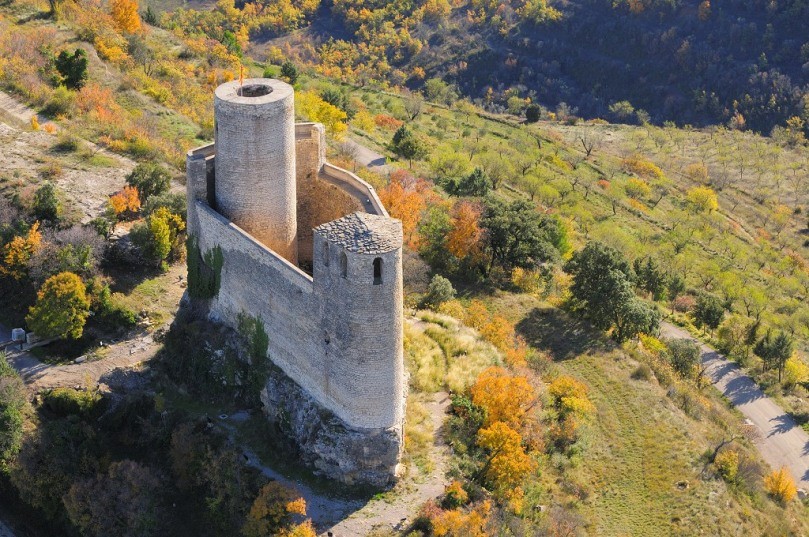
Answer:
516;306;609;361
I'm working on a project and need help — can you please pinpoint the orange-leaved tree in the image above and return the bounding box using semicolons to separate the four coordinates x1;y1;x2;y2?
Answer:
0;222;42;280
447;200;483;262
110;0;142;34
476;421;537;493
470;366;537;429
242;481;315;537
109;185;141;219
379;169;436;248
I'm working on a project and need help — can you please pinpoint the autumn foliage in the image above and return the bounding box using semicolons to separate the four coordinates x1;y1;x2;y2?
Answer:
0;222;42;280
110;0;142;34
446;201;483;261
379;170;435;248
470;367;537;429
109;185;141;218
764;467;797;503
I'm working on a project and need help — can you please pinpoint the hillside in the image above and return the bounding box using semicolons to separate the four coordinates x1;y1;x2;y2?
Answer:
152;0;809;134
0;0;808;535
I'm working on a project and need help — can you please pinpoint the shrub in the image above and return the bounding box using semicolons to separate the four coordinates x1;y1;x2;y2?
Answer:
42;387;102;417
422;275;456;309
673;294;696;313
126;162;171;204
442;481;469;509
714;449;739;482
525;104;541;123
55;48;89;90
764;467;797;503
666;338;701;380
631;363;652;381
32;182;62;222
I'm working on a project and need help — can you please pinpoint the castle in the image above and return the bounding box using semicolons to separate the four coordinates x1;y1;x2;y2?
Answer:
185;79;405;487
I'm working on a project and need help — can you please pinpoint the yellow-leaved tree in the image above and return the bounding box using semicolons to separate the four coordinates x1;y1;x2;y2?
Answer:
764;467;797;503
296;91;347;138
241;482;315;537
110;0;142;33
0;222;42;280
26;272;90;340
686;185;719;212
470;366;537;429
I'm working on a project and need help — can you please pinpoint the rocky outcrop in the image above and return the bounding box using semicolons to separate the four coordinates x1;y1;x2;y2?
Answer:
261;365;403;489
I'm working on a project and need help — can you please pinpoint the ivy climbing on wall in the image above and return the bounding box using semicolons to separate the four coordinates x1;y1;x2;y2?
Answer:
186;235;223;299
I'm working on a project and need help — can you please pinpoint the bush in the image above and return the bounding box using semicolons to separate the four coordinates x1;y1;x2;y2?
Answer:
666;338;701;380
631;363;652;381
442;481;469;509
126;162;171;204
525;104;541;123
32;182;62;222
422;275;456;309
0;353;26;467
26;272;91;340
55;48;88;90
764;467;797;503
714;449;739;482
42;387;103;417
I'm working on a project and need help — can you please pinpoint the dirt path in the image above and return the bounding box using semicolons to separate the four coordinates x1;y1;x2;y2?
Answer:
230;391;450;536
6;334;160;393
660;321;809;489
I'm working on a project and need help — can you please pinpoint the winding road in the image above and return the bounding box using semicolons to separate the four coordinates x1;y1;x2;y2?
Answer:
661;322;809;489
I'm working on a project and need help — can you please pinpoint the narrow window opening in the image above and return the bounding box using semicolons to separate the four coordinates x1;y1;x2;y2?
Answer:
340;252;348;279
323;241;329;266
373;258;382;285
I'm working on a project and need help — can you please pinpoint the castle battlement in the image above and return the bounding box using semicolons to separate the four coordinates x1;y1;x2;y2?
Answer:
185;79;405;487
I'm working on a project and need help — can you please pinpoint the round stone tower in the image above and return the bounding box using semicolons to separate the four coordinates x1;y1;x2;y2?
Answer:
313;213;405;431
214;78;297;263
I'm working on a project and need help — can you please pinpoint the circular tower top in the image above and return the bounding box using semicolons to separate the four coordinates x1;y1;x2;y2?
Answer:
214;78;294;116
315;213;403;255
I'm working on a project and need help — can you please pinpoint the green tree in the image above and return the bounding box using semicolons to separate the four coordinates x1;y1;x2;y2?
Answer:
130;208;185;266
694;293;725;334
55;48;89;90
633;256;666;300
525;104;541;123
422;275;456;309
390;125;428;168
565;242;660;342
755;330;795;382
0;353;26;469
126;162;171;204
26;272;90;340
280;61;298;84
666;338;701;379
32;182;62;223
482;197;568;272
446;167;491;197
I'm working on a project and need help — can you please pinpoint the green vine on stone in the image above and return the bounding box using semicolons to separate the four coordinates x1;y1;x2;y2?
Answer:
187;235;223;299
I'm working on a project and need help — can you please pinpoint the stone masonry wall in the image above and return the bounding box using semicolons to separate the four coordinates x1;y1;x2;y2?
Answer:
295;123;362;265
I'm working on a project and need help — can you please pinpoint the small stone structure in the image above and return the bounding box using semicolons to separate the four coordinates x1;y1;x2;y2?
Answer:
186;79;405;487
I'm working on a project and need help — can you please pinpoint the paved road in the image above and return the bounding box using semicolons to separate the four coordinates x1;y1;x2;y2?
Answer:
343;138;391;175
660;322;809;489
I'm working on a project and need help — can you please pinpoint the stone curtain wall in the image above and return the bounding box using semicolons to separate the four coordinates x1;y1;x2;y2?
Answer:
295;123;363;265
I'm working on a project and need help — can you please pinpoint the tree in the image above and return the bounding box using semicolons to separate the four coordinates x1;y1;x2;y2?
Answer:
481;197;568;272
476;422;537;492
446;201;483;263
0;354;26;469
686;186;719;212
446;168;491;197
633;256;666;300
297;91;348;137
280;61;298;84
241;482;310;537
666;338;701;379
130;207;185;266
64;460;163;537
525;104;541;123
126;162;171;204
33;182;62;223
422;275;455;309
55;49;89;90
1;222;42;280
390;125;427;168
109;185;141;220
26;272;90;339
755;330;794;382
565;242;660;342
110;0;142;34
693;293;724;334
470;366;537;429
